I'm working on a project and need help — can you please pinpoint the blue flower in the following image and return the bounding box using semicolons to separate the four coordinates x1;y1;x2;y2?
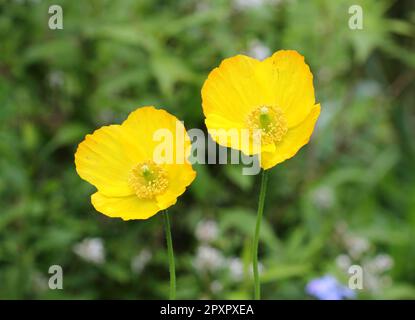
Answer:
306;275;355;300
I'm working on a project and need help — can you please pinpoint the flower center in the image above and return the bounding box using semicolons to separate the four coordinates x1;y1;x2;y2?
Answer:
128;161;169;199
247;106;288;145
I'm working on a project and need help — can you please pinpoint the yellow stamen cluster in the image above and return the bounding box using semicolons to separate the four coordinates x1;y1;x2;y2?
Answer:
128;161;169;199
247;106;288;145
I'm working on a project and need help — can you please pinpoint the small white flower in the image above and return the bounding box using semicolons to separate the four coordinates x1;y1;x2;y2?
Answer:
345;236;370;259
366;254;394;273
48;70;64;88
73;237;105;264
131;249;152;274
193;245;224;272
336;254;352;271
247;40;271;60
195;219;219;243
233;0;281;10
373;254;394;272
234;0;265;10
247;40;271;61
312;186;335;210
362;271;381;293
361;256;394;293
210;280;223;293
228;257;244;281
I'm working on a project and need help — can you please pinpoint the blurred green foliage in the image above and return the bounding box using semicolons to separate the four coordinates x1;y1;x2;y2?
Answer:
1;0;415;299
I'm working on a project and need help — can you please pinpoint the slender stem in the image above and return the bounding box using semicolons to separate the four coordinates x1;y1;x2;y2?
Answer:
163;210;176;300
252;169;269;300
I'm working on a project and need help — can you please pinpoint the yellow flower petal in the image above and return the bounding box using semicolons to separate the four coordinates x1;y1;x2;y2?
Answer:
260;104;321;169
204;114;247;155
204;113;277;156
156;163;196;209
91;192;160;220
75;106;196;220
202;50;320;169
75;125;136;197
121;106;191;164
202;55;268;125
263;50;315;128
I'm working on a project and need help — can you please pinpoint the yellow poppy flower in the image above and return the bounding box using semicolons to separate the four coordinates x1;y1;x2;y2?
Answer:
75;106;196;220
201;50;321;169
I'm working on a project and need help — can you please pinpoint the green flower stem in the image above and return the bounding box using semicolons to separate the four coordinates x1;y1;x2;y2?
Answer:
253;169;269;300
163;210;176;300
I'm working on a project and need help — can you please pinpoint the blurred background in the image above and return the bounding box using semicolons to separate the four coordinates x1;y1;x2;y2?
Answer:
1;0;415;299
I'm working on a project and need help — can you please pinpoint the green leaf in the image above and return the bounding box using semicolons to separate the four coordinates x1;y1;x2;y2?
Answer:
219;208;279;250
43;123;88;155
224;165;254;191
260;264;311;283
